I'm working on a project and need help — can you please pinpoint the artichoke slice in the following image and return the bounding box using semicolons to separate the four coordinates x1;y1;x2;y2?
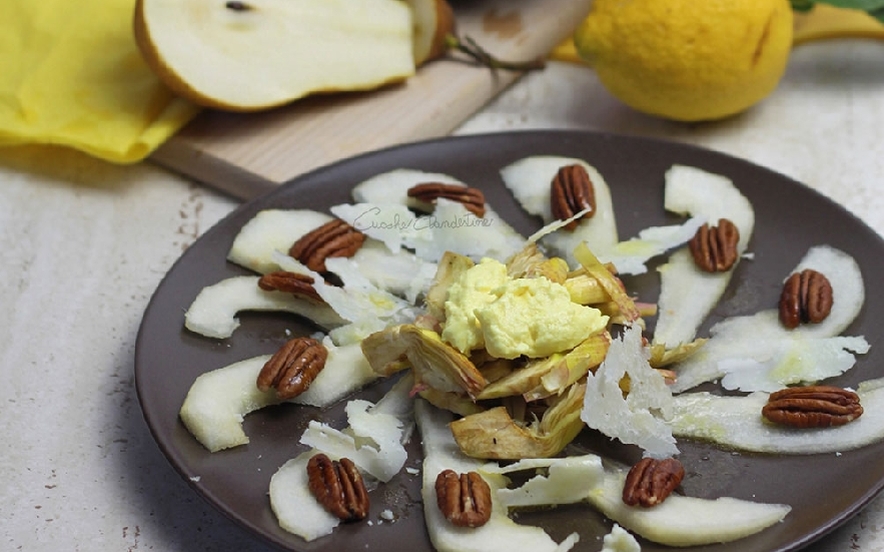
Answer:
574;242;641;323
478;332;610;401
425;251;475;322
649;339;707;368
563;272;610;305
361;324;486;398
451;383;586;459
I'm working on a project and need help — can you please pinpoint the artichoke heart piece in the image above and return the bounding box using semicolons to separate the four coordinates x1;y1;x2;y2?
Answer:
506;243;570;284
361;324;486;398
574;242;641;323
563;272;610;305
649;339;707;368
451;384;586;459
425;251;475;322
479;332;611;401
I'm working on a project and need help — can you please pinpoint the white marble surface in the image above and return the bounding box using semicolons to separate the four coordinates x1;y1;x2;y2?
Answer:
2;39;884;551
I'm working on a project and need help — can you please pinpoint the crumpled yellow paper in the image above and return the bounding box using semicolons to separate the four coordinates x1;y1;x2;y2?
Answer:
0;0;201;164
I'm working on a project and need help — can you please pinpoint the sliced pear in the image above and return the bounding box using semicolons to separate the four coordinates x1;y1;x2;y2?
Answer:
414;399;580;552
227;209;332;274
350;168;466;206
179;341;377;452
586;466;791;547
407;0;455;65
184;275;345;339
670;245;868;393
669;377;884;454
500;156;618;266
134;0;416;111
270;373;414;541
268;451;339;541
652;164;755;348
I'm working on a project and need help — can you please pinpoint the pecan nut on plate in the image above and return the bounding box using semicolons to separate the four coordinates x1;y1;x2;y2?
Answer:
289;219;366;272
257;270;324;302
778;269;833;329
688;218;740;272
256;336;328;400
407;182;487;217
762;385;863;428
622;457;685;508
550;164;596;230
306;453;370;522
435;469;493;528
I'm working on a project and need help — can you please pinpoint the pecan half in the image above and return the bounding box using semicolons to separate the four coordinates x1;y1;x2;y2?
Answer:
257;271;324;302
622;457;685;508
762;385;862;428
688;218;740;272
435;469;492;528
407;182;486;217
289;219;366;272
256;336;328;399
778;269;833;329
550;164;596;230
306;453;369;522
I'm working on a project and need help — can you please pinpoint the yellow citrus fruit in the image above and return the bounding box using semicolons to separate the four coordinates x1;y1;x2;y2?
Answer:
573;0;794;122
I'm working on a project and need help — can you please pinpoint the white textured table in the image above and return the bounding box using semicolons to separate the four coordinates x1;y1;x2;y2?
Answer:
2;39;883;551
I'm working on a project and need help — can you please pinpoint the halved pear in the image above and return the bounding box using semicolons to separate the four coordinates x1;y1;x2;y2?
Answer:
407;0;455;65
134;0;416;111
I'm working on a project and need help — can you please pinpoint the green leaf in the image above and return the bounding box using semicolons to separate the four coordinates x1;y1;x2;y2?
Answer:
791;0;884;23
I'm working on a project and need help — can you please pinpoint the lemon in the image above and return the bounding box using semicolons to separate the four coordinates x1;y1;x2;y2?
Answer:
573;0;794;121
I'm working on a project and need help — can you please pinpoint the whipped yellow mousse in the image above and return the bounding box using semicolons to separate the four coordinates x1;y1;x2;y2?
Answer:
442;258;608;359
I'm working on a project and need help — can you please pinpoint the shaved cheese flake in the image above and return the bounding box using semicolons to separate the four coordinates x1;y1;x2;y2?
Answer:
183;276;344;339
406;199;526;262
653;165;755;348
227;209;333;274
582;325;678;458
484;455;604;509
500;156;618;265
350;240;438;303
601;524;640;552
669;378;884;454
601;216;706;276
332;202;416;253
299;374;414;482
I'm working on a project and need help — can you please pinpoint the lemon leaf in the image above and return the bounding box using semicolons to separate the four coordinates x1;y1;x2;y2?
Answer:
793;0;884;22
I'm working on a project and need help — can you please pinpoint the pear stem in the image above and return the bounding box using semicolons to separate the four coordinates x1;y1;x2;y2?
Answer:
445;35;546;72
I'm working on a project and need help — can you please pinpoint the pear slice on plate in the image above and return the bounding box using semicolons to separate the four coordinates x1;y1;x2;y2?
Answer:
134;0;416;111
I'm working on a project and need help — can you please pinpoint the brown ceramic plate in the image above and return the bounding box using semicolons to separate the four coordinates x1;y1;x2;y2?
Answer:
135;130;884;551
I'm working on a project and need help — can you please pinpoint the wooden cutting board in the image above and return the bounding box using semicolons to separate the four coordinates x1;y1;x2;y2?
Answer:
148;0;592;200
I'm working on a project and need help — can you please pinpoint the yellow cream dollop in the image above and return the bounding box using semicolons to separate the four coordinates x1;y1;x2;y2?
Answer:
441;258;509;354
442;258;608;359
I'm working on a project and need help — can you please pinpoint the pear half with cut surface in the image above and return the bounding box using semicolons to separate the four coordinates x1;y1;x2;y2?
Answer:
134;0;417;111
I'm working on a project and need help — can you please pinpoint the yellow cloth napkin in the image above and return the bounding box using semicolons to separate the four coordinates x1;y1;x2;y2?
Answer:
0;0;201;164
551;4;884;65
